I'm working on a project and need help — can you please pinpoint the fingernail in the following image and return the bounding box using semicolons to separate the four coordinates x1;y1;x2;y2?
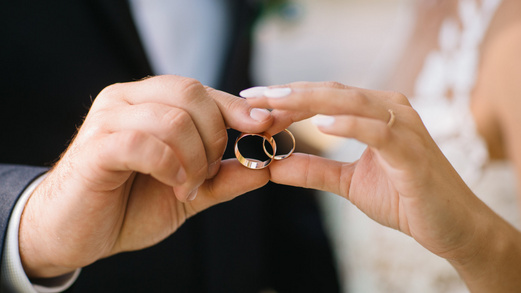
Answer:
312;114;335;126
250;108;271;122
187;188;198;201
264;87;292;98
176;167;187;184
240;86;268;98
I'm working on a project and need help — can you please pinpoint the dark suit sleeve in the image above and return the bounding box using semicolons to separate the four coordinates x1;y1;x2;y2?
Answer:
0;164;48;263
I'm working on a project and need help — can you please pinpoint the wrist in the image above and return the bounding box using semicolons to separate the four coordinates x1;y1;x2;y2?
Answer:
449;203;521;292
2;170;80;293
18;175;77;279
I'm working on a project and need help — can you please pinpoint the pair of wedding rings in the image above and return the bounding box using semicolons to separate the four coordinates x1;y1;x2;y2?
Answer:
234;129;296;169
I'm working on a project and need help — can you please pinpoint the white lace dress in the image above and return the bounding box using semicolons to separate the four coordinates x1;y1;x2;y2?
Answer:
321;0;520;292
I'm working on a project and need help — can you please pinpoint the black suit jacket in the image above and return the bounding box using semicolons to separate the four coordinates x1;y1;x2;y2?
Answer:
0;1;340;292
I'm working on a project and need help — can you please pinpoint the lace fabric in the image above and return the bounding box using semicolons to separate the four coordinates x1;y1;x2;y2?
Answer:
321;0;520;292
412;0;501;186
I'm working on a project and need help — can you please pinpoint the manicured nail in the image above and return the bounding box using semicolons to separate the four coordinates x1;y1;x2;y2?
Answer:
176;167;187;184
187;188;198;201
240;86;268;98
250;108;271;122
264;87;292;98
312;114;335;127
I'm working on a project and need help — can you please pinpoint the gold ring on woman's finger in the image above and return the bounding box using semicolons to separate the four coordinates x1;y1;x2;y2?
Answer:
387;109;396;128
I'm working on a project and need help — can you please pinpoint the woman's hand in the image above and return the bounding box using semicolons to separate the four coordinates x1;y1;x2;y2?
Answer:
243;82;513;270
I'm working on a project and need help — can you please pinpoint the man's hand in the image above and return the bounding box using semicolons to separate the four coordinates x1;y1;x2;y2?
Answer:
19;75;273;278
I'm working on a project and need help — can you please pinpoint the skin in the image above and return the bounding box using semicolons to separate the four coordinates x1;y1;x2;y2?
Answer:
19;75;275;278
17;75;521;291
250;1;521;291
245;81;521;292
18;2;521;285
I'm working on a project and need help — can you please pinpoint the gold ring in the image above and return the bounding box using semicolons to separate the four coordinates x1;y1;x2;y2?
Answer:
387;109;396;128
263;129;296;160
235;132;276;169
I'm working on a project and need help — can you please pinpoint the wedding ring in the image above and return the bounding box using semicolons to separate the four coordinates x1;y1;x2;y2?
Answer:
387;109;396;128
235;132;276;169
263;129;296;160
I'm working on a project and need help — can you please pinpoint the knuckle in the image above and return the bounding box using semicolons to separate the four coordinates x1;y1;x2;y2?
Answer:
388;91;410;105
342;116;358;134
176;77;204;97
97;131;145;164
153;75;206;103
349;90;370;107
117;130;171;173
209;129;228;155
120;130;147;152
176;80;207;106
203;85;215;93
162;108;193;131
399;105;422;126
153;145;175;172
321;81;346;89
97;83;125;101
227;96;245;112
78;119;104;141
407;107;422;121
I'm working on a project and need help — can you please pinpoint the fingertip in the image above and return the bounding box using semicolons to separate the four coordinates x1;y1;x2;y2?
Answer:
187;189;198;201
176;166;187;185
264;87;292;98
228;105;274;134
174;185;198;202
249;108;272;122
239;86;268;98
239;86;292;99
212;89;273;132
311;114;335;127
